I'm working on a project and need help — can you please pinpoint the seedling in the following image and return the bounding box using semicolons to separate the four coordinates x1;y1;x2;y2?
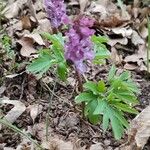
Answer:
75;66;139;139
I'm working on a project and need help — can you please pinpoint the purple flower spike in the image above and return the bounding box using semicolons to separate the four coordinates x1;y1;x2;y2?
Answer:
65;16;95;73
44;0;69;28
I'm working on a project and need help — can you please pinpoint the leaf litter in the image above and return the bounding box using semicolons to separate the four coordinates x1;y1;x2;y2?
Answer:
0;0;150;149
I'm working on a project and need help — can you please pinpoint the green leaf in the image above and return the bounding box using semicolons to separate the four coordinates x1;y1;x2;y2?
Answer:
113;90;138;104
92;35;110;64
93;99;107;115
114;103;139;114
113;109;129;128
27;50;56;78
97;80;106;93
83;81;99;94
102;111;110;131
92;35;108;44
85;100;100;125
119;71;131;81
93;44;110;64
110;114;124;140
75;92;97;104
41;32;64;47
42;33;65;61
123;80;140;94
108;65;117;81
57;62;68;81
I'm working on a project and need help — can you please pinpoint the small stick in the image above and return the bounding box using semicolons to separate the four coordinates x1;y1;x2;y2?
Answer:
75;70;85;118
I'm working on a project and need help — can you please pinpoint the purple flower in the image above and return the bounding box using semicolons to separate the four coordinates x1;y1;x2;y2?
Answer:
44;0;69;28
65;16;95;73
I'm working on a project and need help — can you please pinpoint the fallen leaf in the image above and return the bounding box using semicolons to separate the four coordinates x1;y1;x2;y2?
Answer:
124;63;137;70
108;38;128;46
28;104;43;122
17;37;36;57
4;148;15;150
121;105;150;150
131;30;145;46
0;98;26;123
111;47;123;65
79;0;89;12
37;19;52;33
24;33;45;46
3;0;28;19
42;138;74;150
112;28;133;37
21;16;32;30
0;86;6;95
90;143;104;150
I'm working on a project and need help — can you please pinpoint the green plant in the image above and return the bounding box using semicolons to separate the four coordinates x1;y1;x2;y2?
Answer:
27;33;68;80
75;66;139;139
1;35;14;59
92;35;110;64
27;33;110;80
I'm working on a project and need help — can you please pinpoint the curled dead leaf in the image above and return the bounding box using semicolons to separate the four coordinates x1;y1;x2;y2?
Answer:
0;98;26;123
17;37;36;57
17;33;44;57
28;104;43;122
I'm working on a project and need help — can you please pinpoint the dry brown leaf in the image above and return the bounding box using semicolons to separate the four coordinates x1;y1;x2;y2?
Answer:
24;33;45;46
28;104;43;122
131;30;145;46
32;122;53;141
21;16;32;30
111;47;123;65
121;105;150;150
90;143;104;150
79;0;89;12
4;148;15;150
108;38;128;46
4;0;28;19
42;138;73;150
0;98;26;123
111;28;133;37
124;44;147;71
0;86;6;95
17;33;44;57
17;37;36;57
88;0;118;21
37;19;52;33
124;63;137;70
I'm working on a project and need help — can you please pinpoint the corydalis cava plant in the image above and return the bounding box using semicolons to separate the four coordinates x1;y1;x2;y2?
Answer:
44;0;69;28
65;16;95;73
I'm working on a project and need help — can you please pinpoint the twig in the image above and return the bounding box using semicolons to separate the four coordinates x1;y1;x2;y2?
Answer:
19;77;26;101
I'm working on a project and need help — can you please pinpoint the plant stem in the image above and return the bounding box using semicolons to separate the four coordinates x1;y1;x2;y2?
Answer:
75;70;85;118
45;81;56;141
147;16;150;73
0;119;43;149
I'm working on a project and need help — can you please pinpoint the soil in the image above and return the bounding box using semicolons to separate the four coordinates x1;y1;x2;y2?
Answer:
1;66;150;149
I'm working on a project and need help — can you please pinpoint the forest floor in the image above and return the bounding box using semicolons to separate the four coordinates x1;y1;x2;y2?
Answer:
0;0;150;150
